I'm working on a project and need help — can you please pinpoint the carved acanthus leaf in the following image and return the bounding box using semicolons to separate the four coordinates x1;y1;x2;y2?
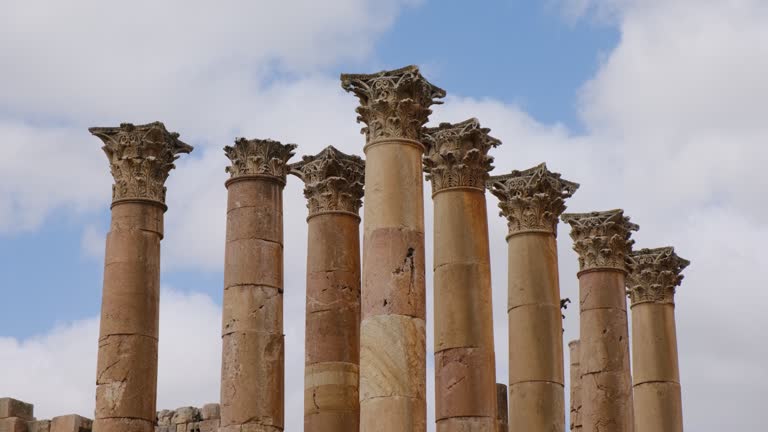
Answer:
290;146;365;216
422;118;500;193
487;163;579;236
341;65;446;142
89;122;193;205
627;247;690;304
224;138;297;182
561;209;639;273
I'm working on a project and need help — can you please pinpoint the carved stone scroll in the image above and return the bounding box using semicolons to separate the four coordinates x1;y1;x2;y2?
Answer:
224;138;297;183
561;209;639;273
627;247;690;305
290;146;365;217
422;118;500;194
341;65;446;143
89;122;193;206
488;163;578;236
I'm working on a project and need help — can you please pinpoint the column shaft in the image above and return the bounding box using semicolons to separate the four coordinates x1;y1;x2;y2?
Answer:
433;190;496;432
562;209;638;432
569;341;582;431
631;303;682;432
291;145;364;432
578;271;632;432
341;65;444;432
360;140;427;432
487;163;578;432
627;246;689;432
304;212;361;431
89;122;192;432
507;232;564;432
220;178;285;432
95;201;162;432
495;384;508;432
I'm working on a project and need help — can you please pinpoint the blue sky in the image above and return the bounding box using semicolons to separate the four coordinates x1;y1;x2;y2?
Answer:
0;1;618;339
1;1;766;431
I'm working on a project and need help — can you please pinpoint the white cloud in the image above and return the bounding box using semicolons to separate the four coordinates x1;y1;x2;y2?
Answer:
0;0;421;124
0;288;221;421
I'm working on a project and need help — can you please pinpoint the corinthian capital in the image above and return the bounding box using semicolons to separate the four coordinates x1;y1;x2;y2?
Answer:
627;247;690;305
422;118;500;194
561;209;639;273
290;146;365;217
224;138;297;184
487;163;579;237
89;122;193;206
340;65;446;144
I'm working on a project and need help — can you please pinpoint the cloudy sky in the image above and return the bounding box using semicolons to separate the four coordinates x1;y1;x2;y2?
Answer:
1;0;766;430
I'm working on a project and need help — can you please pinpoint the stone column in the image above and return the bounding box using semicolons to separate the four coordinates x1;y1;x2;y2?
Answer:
341;65;445;432
487;163;579;432
495;385;508;432
89;122;193;432
422;119;499;432
561;210;639;432
220;138;296;432
291;146;365;432
627;247;689;432
568;340;582;431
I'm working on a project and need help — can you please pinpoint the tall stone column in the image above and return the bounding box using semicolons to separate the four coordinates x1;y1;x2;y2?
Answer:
220;138;296;432
495;385;508;432
291;146;365;432
627;247;689;432
569;340;582;431
341;65;445;432
89;122;193;432
561;210;638;432
422;119;499;432
487;163;579;432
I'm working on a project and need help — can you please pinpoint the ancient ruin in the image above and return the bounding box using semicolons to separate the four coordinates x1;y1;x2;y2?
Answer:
291;147;365;431
423;119;499;432
627;247;689;432
488;163;578;432
562;210;639;432
3;65;691;432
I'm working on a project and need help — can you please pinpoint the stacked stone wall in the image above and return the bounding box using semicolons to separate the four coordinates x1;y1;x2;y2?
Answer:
156;404;220;432
0;398;92;432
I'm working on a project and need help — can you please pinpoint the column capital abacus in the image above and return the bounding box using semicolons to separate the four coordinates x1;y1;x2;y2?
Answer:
340;65;446;144
561;209;639;274
89;121;193;207
224;138;297;185
422;118;500;195
627;247;690;305
290;145;365;218
487;163;578;237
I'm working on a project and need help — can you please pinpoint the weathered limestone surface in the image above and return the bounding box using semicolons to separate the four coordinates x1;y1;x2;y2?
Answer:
51;416;92;432
0;399;33;421
495;384;508;432
488;163;578;432
341;65;445;432
569;341;582;431
423;119;499;432
627;247;689;432
291;146;365;432
0;398;94;432
221;139;296;432
156;405;220;432
562;210;638;432
89;123;192;432
0;419;28;432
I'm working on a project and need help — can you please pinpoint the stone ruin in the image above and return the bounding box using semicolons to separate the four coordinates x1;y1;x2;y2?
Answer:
4;65;690;432
0;398;91;432
0;399;220;432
